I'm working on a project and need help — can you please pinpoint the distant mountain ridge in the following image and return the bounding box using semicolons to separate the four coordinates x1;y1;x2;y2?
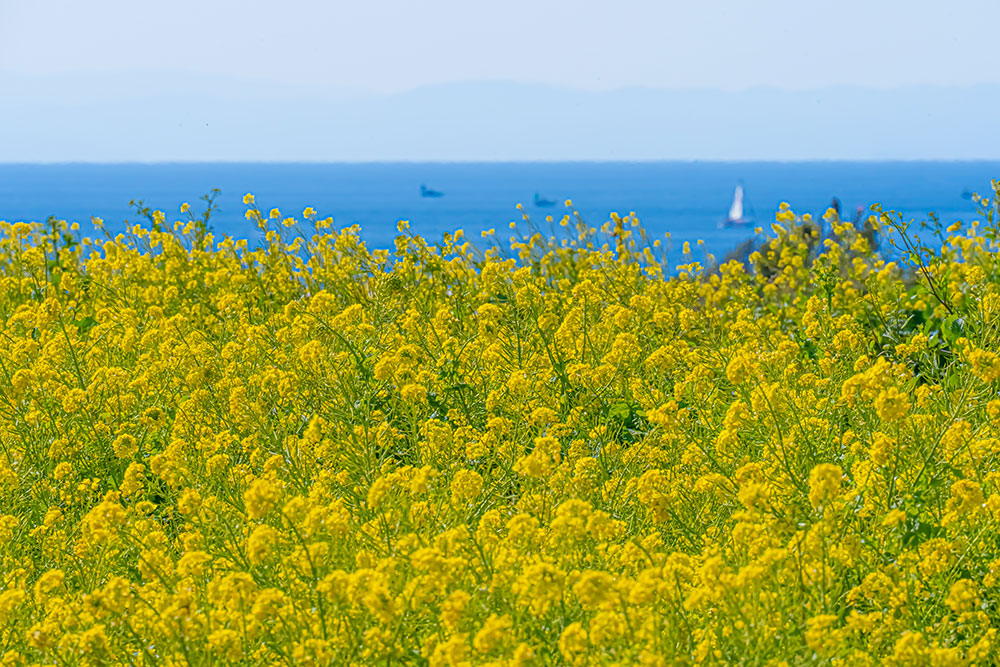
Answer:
1;72;998;161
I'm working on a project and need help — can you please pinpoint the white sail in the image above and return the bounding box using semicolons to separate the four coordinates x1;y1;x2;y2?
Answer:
728;185;744;221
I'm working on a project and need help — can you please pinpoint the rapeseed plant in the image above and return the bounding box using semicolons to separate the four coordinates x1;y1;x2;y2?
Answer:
0;183;997;664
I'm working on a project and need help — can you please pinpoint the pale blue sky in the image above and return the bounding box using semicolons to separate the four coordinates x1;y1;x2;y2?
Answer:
2;0;998;91
2;0;999;160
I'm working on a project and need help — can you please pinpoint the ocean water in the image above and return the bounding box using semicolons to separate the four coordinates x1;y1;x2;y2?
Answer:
1;162;997;261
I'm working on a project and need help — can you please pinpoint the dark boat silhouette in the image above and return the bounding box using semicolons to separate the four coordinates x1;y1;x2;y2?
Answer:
534;193;556;208
420;185;444;198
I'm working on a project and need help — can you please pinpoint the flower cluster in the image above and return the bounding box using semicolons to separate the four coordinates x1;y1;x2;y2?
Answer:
0;183;998;664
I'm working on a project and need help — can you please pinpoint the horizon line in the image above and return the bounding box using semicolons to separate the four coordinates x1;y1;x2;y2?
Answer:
4;158;1000;166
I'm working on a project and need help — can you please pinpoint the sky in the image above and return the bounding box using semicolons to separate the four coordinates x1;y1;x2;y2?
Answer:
2;0;999;160
3;0;999;91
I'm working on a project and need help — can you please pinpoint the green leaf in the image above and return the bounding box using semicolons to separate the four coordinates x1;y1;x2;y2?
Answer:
607;402;632;421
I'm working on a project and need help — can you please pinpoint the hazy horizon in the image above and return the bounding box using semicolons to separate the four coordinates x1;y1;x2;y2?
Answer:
2;74;999;162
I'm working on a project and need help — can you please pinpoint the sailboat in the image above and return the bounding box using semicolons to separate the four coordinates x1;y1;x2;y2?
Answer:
721;182;754;227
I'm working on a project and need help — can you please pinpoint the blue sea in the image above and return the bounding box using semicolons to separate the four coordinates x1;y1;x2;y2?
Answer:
1;162;997;261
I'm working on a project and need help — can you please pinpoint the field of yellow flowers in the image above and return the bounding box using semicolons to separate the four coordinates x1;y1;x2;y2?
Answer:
1;183;999;665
